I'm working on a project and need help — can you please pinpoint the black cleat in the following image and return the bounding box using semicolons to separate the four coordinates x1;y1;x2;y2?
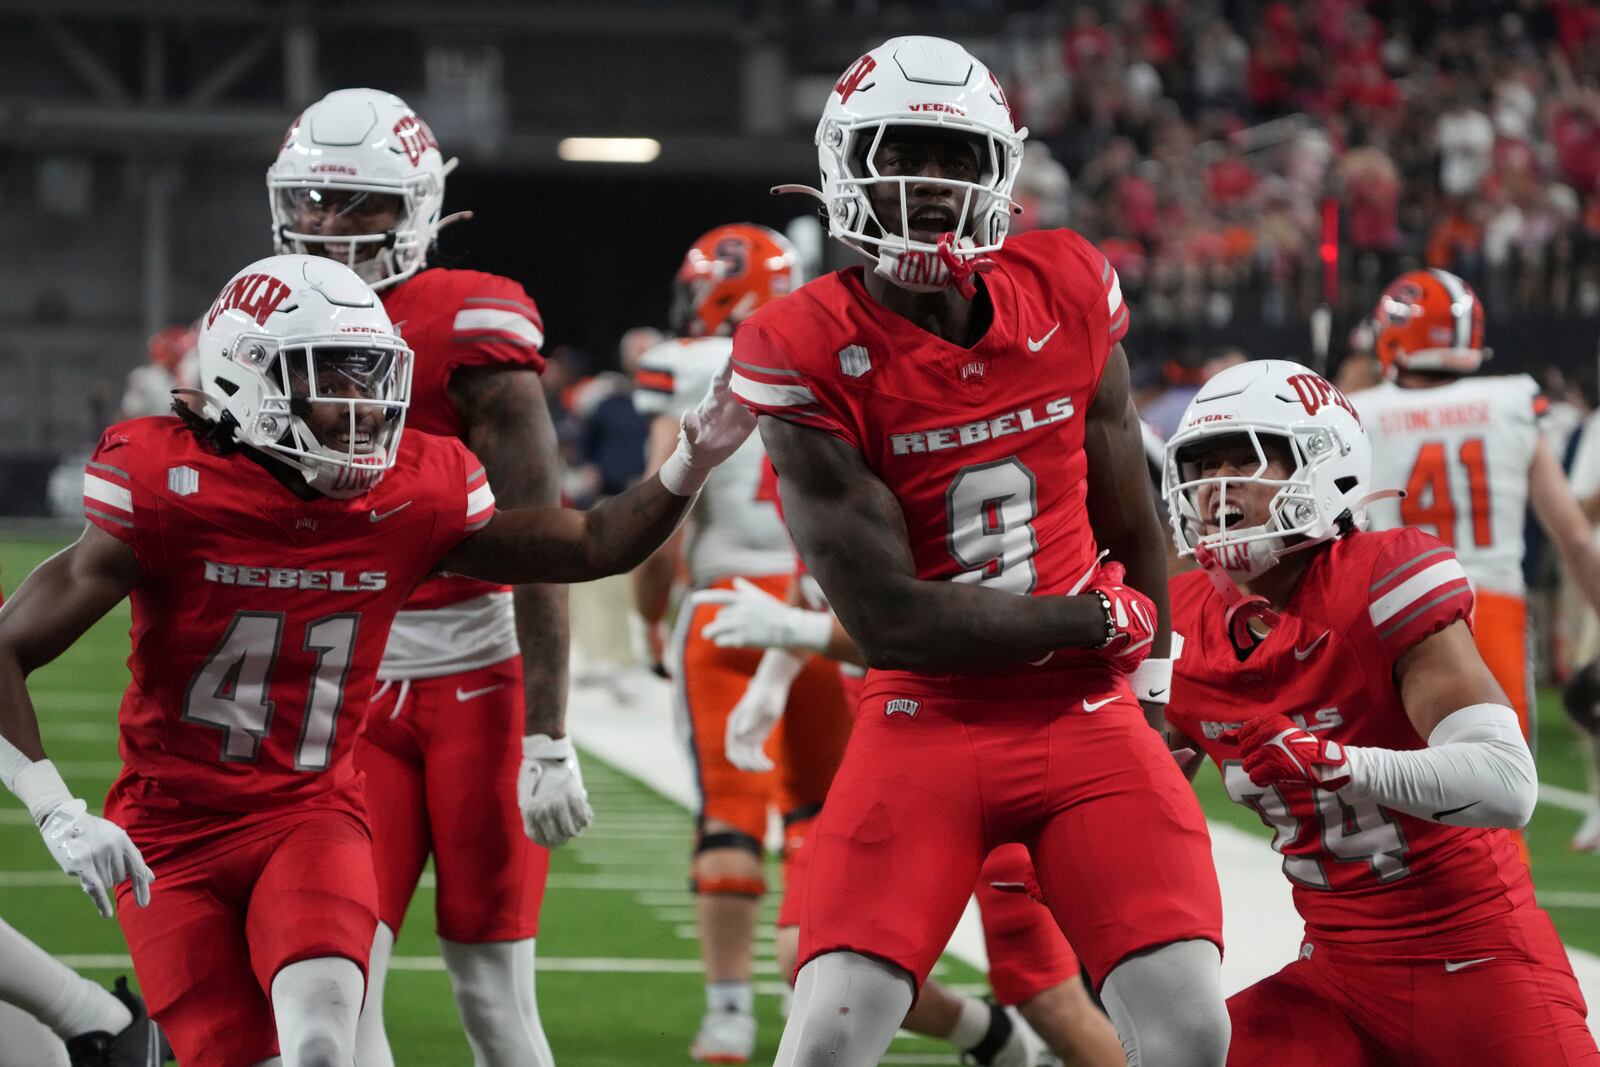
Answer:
64;976;163;1067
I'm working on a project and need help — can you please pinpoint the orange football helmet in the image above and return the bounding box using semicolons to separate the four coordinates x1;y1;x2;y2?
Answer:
1371;268;1488;378
670;224;801;337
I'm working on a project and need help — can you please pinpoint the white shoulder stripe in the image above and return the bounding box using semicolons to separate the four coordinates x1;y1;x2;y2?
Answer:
730;371;817;408
1368;558;1468;628
465;482;495;517
83;473;133;514
453;308;544;348
1106;268;1124;317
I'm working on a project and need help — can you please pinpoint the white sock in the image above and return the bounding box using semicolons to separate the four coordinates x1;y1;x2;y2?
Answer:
0;919;130;1039
946;995;991;1050
270;957;364;1067
774;953;913;1067
0;1000;70;1067
439;937;554;1067
706;980;754;1015
354;922;396;1067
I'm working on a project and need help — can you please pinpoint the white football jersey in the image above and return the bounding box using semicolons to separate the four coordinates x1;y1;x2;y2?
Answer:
1353;374;1542;597
635;337;793;586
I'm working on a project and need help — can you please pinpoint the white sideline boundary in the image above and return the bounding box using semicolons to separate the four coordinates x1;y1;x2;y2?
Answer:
567;671;1600;1037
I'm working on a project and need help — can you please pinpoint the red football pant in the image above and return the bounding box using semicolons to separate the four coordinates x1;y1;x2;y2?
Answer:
115;810;377;1067
676;575;852;844
358;656;549;942
797;687;1222;991
1228;908;1599;1065
976;844;1081;1005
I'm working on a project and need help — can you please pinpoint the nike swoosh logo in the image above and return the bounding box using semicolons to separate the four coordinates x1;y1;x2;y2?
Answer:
1143;687;1168;700
1082;696;1117;712
1443;957;1496;972
369;501;414;523
456;684;506;702
1293;631;1331;660
1433;800;1480;820
1027;323;1061;352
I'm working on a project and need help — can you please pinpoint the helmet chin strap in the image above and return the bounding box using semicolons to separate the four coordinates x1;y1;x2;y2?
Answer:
935;232;995;299
1193;542;1280;652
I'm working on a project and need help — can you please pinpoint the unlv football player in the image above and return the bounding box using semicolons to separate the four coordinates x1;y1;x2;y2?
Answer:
1163;358;1599;1064
269;88;572;1065
1350;269;1600;849
0;255;749;1067
732;36;1227;1067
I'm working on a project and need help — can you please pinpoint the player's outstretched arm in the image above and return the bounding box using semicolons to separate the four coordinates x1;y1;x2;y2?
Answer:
0;524;154;916
1083;345;1173;706
442;357;755;585
758;416;1112;673
1529;435;1600;618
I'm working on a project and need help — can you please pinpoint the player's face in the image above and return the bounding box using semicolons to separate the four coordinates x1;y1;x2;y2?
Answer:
286;188;402;263
867;129;984;244
1192;436;1295;535
287;349;395;454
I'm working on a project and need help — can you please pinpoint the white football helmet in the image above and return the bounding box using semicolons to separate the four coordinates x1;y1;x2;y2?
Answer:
268;88;456;290
785;36;1027;292
192;254;412;499
1163;359;1373;578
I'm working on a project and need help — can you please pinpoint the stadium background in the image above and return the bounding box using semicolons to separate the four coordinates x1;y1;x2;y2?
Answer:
2;0;1600;1063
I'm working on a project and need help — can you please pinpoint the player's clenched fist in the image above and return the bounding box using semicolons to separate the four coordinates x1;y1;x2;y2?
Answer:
518;734;595;847
1228;714;1352;792
1086;562;1158;673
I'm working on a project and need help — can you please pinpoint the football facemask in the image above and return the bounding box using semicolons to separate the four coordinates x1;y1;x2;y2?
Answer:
780;36;1026;294
1163;360;1376;580
269;88;457;290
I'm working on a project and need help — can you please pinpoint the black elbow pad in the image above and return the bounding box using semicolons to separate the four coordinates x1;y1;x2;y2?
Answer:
1564;660;1600;737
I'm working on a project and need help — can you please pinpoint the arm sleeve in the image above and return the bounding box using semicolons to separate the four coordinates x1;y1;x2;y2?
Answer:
1341;703;1537;828
449;276;547;375
1364;527;1475;674
729;321;862;449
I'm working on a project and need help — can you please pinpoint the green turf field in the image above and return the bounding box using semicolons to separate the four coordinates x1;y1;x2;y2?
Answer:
0;535;985;1065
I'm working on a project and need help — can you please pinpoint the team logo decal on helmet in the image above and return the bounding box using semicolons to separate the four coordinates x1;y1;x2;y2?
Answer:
189;254;413;499
268;88;461;290
1371;268;1489;378
776;36;1027;297
1163;359;1381;581
669;224;802;338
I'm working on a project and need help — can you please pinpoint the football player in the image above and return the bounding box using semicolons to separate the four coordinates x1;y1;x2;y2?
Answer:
1162;358;1599;1064
630;224;854;1063
696;575;1129;1067
731;36;1227;1067
0;254;749;1067
1351;269;1600;848
269;89;573;1065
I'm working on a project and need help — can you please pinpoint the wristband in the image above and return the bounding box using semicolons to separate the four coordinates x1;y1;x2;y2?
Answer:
523;734;576;762
657;444;709;497
1131;657;1174;704
787;607;836;654
12;759;75;826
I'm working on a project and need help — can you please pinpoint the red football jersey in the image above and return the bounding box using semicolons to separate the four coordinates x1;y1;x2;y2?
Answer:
1167;528;1536;951
731;228;1128;699
382;267;544;613
82;417;494;861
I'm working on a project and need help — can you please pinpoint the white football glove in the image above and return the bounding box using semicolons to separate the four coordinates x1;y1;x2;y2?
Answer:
518;734;594;848
39;799;154;919
724;649;808;772
6;757;153;919
691;577;835;653
657;358;758;496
